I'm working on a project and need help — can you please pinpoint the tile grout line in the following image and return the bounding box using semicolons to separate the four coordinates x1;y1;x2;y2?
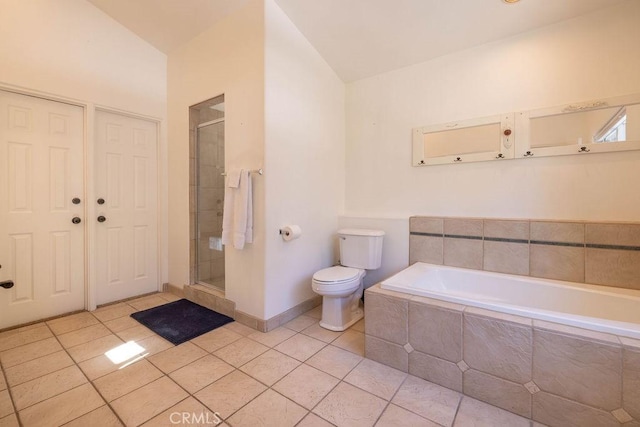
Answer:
62;308;172;425
0;295;173;427
221;330;330;424
46;314;129;427
149;351;212;379
168;326;309;424
194;367;272;425
530;325;535;422
450;394;464;427
529;228;533;280
292;351;363;426
215;325;362;426
87;307;192;427
304;330;368;423
79;303;194;427
386;374;450;427
584;233;587;285
0;327;51;427
89;303;158;426
367;369;402;427
480;220;485;274
307;354;421;425
5;357;79;405
5;320;94;426
0;354;20;427
31;320;125;425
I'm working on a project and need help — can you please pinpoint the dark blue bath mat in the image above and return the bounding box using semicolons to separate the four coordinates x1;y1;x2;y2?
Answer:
130;299;234;345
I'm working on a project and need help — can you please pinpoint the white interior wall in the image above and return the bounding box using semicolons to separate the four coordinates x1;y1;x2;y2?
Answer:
263;0;345;319
167;0;267;317
0;0;169;290
0;0;166;117
344;0;640;280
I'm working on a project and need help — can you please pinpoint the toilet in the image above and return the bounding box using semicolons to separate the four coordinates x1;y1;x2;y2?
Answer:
312;229;384;331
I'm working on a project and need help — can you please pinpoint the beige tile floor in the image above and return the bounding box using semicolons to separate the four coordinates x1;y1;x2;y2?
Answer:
0;293;538;427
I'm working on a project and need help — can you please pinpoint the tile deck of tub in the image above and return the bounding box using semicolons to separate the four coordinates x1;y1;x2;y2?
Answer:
0;293;539;427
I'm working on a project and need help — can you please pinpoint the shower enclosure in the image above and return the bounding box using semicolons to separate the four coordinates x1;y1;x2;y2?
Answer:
189;95;225;290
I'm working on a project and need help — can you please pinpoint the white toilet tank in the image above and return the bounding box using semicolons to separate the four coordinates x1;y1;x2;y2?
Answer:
338;229;384;269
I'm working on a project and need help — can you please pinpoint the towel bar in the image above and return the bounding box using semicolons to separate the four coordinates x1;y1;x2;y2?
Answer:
221;168;263;176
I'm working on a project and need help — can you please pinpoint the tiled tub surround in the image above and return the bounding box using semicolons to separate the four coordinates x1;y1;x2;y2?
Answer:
410;217;640;290
364;284;640;427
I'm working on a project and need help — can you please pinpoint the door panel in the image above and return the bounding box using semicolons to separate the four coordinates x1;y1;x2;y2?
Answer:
0;90;85;329
95;111;158;305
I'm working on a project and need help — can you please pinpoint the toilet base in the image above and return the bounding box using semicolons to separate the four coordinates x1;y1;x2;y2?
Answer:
320;307;363;332
318;291;364;332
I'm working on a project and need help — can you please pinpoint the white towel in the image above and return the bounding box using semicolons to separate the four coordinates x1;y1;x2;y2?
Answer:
221;169;253;250
227;170;241;188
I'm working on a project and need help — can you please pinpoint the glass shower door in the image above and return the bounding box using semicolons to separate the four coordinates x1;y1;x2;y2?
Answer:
196;120;225;290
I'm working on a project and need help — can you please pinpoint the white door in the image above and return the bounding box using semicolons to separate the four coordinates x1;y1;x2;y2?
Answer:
95;110;158;305
0;90;85;329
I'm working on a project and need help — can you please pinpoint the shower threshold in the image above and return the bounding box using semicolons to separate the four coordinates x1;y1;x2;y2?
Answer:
197;279;225;293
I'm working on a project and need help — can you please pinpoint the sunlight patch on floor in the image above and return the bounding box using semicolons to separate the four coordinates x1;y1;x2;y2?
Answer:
105;341;147;365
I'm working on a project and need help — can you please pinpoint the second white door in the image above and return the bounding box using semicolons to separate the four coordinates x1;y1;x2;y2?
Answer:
95;110;158;305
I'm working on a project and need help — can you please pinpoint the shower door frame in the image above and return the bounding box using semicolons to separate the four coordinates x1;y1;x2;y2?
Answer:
195;117;225;291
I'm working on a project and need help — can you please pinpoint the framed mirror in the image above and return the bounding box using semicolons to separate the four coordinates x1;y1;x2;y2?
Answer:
412;113;514;166
516;93;640;158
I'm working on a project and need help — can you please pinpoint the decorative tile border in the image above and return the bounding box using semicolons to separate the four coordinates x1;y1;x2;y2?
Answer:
410;216;640;290
483;237;528;244
411;232;443;238
586;243;640;251
443;234;483;241
529;240;584;248
411;232;640;251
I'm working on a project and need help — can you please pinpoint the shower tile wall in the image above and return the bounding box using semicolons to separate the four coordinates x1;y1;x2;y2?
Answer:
189;99;225;286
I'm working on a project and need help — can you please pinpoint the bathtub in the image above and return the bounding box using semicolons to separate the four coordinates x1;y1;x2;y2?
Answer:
381;262;640;339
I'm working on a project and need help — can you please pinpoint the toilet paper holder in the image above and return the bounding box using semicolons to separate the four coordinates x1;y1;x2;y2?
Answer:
279;228;296;237
279;225;302;241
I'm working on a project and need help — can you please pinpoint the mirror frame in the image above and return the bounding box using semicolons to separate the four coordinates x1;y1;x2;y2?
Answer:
515;92;640;159
412;113;515;166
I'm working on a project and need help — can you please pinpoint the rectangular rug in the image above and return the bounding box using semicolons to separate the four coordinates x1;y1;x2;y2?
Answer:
130;298;234;345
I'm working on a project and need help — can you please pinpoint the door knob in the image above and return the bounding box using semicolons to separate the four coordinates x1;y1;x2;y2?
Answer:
0;280;14;289
72;197;81;205
72;217;81;224
97;216;106;223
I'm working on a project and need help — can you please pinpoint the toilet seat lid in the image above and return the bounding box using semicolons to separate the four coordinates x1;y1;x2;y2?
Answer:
313;266;361;283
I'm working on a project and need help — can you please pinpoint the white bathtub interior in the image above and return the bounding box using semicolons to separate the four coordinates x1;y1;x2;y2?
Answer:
381;262;640;339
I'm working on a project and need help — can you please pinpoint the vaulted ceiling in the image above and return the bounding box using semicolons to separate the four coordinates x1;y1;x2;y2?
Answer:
87;0;628;82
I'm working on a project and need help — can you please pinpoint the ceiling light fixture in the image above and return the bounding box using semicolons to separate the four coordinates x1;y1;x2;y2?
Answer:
503;0;520;3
